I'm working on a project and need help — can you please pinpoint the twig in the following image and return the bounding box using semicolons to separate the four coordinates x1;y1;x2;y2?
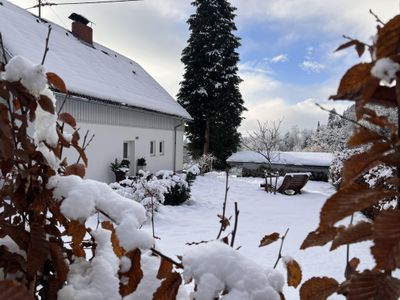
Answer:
41;25;52;65
151;195;156;238
151;247;183;269
369;9;385;26
57;92;69;115
76;130;95;164
216;169;230;239
346;214;354;267
98;208;117;223
0;32;7;64
230;202;239;247
273;228;289;269
186;239;213;246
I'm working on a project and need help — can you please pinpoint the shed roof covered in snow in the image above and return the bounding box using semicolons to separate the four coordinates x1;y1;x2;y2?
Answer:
0;0;191;120
227;151;334;167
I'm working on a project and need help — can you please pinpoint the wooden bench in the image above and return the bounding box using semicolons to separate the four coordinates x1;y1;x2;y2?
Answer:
276;173;311;195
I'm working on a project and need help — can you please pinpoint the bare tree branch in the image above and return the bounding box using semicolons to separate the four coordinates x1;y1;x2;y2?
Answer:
273;228;289;269
369;9;385;26
41;25;52;65
242;119;283;171
216;169;230;239
0;32;7;65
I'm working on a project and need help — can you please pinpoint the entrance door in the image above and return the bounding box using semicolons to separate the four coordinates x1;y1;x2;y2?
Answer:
128;141;136;176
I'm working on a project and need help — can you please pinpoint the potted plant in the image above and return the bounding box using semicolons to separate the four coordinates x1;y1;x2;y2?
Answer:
136;157;147;173
110;158;130;182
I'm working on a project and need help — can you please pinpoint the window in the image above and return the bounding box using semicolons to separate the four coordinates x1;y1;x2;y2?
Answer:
150;141;156;156
123;142;129;159
159;141;164;155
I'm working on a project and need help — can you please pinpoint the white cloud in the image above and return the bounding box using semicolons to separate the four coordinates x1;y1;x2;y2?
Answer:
232;0;396;39
270;54;288;63
270;54;288;64
239;69;350;133
299;60;325;73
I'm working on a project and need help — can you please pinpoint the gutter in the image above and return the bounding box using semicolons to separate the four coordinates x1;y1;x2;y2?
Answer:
173;121;184;172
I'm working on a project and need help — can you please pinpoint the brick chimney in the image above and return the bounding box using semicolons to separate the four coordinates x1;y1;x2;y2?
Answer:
69;13;93;45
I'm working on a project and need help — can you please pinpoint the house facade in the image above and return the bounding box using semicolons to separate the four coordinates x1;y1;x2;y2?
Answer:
0;1;191;182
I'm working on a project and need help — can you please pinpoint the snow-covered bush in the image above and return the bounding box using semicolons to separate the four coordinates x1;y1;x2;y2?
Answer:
185;163;200;185
329;147;364;188
183;241;284;300
111;169;192;208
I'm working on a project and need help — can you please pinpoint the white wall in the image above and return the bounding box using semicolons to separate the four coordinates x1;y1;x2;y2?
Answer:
63;122;184;183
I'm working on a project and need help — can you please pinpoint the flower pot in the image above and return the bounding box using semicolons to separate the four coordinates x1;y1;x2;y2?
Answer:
114;170;126;182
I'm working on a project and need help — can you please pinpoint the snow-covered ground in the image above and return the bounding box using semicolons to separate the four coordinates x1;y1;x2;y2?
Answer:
144;172;374;299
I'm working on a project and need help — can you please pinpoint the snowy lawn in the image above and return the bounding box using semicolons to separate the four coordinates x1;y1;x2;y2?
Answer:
144;172;374;299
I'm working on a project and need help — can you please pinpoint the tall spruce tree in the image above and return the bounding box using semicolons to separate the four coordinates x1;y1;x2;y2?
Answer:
178;0;245;168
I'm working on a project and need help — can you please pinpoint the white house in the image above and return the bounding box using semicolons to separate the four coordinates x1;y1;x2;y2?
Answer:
0;1;191;182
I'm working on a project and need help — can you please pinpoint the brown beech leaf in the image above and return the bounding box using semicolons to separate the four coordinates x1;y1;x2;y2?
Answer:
259;232;280;247
340;271;400;300
47;72;67;93
0;280;34;300
218;214;230;231
345;257;360;280
335;40;358;52
330;221;373;251
58;112;76;129
331;63;373;101
120;249;143;296
38;95;55;115
101;221;124;258
355;42;365;57
27;223;49;279
342;142;391;185
300;277;339;300
153;271;182;300
67;221;86;257
0;220;29;251
49;242;69;283
157;257;173;280
300;228;338;250
285;258;302;288
371;210;400;270
376;15;400;59
369;86;397;107
319;185;395;229
65;163;86;178
347;127;384;147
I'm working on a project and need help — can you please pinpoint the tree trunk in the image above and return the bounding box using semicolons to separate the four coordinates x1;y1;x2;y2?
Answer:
203;119;210;155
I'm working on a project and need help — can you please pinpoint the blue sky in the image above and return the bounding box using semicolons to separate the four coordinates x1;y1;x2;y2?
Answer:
9;0;398;132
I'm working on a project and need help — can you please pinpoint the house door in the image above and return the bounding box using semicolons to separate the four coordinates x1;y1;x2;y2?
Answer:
128;141;136;176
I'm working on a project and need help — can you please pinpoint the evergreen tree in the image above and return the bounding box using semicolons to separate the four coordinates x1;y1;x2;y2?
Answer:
178;0;245;168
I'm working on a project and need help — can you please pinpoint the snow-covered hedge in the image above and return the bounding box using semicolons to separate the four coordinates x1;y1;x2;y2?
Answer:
110;168;199;208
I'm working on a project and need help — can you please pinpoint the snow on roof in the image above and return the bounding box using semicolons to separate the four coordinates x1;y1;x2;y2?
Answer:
0;0;191;119
227;151;334;167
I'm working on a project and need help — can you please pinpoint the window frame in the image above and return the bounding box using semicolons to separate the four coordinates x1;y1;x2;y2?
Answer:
123;141;129;159
150;140;156;156
159;140;165;156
